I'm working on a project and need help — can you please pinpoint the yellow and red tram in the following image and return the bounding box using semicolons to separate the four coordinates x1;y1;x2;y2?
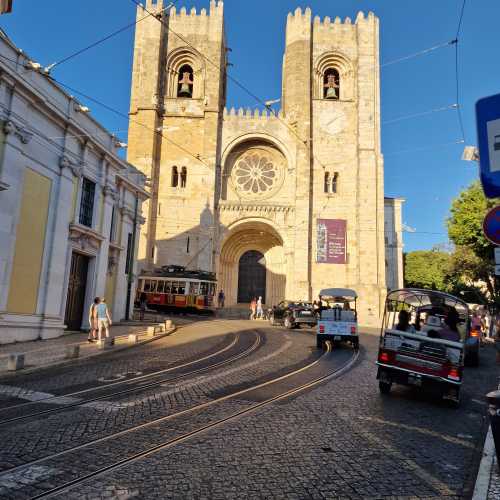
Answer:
137;266;216;314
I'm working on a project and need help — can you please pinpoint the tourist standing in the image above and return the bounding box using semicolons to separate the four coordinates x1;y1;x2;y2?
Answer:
96;298;113;341
256;296;264;319
250;297;257;320
87;297;100;342
139;292;147;321
218;289;225;309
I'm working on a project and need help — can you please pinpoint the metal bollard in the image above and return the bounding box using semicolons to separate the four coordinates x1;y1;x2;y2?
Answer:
65;345;80;359
7;354;24;371
487;390;500;464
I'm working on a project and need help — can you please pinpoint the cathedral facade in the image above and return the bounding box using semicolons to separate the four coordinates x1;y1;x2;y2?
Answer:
127;0;401;326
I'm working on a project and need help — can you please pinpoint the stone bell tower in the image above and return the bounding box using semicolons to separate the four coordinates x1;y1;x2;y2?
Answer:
282;8;386;323
127;0;226;271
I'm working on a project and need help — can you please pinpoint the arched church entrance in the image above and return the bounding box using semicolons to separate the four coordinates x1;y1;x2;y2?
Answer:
219;221;286;307
237;250;266;303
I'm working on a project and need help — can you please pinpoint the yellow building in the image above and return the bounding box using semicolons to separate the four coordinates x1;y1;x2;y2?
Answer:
0;30;148;343
128;1;403;326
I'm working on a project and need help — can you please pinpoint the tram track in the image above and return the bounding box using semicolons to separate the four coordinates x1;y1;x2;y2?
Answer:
0;327;262;426
0;341;359;500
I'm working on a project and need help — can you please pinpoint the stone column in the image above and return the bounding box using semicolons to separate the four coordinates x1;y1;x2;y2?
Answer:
93;183;117;300
38;156;81;338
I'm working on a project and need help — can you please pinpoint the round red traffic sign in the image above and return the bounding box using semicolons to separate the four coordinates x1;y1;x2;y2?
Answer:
483;205;500;245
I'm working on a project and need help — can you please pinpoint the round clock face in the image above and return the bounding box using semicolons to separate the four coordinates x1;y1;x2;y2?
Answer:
320;109;347;136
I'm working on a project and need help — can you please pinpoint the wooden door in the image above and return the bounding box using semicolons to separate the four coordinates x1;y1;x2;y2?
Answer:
64;252;89;331
237;250;266;303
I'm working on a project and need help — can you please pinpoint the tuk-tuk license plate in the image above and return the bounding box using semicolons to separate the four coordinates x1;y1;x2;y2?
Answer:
408;373;422;387
334;336;341;341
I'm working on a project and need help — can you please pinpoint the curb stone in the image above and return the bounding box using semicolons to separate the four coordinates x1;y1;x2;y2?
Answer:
472;426;496;500
0;324;177;381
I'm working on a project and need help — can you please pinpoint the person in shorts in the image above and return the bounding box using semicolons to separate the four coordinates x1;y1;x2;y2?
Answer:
87;297;100;342
96;298;113;342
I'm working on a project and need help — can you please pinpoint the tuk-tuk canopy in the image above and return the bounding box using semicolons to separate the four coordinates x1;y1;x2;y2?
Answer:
319;288;357;300
386;288;468;315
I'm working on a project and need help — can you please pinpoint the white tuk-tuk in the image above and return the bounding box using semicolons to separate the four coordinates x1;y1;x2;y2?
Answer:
316;288;359;350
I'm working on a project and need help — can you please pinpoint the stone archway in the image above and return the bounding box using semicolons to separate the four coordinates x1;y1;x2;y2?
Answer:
219;221;286;307
237;250;266;303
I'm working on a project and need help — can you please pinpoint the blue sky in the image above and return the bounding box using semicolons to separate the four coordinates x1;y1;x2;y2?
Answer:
1;0;496;252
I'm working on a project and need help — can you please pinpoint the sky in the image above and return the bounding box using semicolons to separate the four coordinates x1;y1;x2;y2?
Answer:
0;0;497;252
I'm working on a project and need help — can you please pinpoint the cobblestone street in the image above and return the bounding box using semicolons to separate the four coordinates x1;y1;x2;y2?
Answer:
0;319;496;499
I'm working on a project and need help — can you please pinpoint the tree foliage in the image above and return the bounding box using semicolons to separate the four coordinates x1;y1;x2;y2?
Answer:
446;181;499;303
404;250;451;291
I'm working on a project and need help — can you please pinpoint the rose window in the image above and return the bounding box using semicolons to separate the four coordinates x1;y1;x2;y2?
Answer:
231;153;280;198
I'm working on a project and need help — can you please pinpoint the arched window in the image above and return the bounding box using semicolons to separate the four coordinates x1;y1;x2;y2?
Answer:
177;64;194;98
331;172;339;193
171;166;179;187
180;167;187;188
324;172;330;193
323;68;340;100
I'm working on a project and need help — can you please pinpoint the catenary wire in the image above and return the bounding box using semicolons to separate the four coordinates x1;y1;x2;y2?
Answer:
381;40;457;67
383;104;457;125
45;1;180;71
0;53;209;167
454;0;467;143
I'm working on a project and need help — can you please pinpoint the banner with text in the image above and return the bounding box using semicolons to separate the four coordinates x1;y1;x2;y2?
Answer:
316;219;347;264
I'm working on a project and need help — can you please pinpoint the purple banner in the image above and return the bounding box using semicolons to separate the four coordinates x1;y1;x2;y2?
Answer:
316;219;347;264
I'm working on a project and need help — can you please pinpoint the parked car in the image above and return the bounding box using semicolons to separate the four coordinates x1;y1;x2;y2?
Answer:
269;301;317;329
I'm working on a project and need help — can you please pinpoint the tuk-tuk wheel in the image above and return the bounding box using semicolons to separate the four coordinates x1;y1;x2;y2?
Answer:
317;338;324;350
352;339;359;351
379;381;392;395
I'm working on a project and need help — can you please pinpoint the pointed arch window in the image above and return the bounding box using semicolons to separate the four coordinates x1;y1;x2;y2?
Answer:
331;172;339;193
324;172;330;193
180;167;187;188
323;68;340;100
171;166;179;187
177;64;194;98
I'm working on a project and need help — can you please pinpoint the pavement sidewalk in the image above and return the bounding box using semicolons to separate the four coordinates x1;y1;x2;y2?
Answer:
0;314;177;375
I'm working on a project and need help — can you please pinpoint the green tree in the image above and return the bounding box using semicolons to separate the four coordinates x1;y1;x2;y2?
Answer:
404;250;452;291
446;181;499;302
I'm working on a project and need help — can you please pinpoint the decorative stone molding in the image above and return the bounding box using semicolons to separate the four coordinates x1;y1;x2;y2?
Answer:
3;120;33;145
59;155;83;178
107;254;118;276
219;201;294;214
68;223;105;254
120;206;136;221
103;184;118;201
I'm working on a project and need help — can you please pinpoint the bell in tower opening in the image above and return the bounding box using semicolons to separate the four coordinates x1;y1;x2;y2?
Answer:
323;69;340;100
177;64;194;98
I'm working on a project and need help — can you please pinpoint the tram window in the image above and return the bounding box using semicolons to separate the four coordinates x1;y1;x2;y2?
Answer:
149;281;157;293
209;283;216;295
165;282;172;293
144;280;152;292
200;282;208;295
178;282;186;294
191;282;200;295
156;281;165;293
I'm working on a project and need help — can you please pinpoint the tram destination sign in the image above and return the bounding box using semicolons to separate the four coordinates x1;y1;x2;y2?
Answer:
316;219;346;264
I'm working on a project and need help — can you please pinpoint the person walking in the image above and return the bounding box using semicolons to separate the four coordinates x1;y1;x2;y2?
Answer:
96;297;113;342
218;289;225;309
87;297;100;342
139;292;147;321
495;317;500;364
256;296;264;320
250;297;257;320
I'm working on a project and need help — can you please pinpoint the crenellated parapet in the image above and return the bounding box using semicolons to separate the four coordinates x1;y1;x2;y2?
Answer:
223;107;285;123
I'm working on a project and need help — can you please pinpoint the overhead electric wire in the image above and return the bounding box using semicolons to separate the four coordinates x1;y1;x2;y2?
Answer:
45;1;180;72
0;52;208;167
454;0;467;143
381;39;456;68
383;104;457;125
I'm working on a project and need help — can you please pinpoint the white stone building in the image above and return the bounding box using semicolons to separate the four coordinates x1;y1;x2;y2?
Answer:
0;29;148;344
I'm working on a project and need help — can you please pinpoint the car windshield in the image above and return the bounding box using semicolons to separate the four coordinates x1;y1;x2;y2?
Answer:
290;302;312;308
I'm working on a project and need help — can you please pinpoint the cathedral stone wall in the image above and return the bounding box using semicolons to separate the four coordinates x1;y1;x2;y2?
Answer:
127;1;396;327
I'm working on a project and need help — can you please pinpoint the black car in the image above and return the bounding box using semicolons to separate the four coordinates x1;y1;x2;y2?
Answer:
269;301;317;329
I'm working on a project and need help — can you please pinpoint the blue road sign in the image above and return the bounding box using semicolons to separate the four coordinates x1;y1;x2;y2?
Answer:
477;93;500;198
483;205;500;245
